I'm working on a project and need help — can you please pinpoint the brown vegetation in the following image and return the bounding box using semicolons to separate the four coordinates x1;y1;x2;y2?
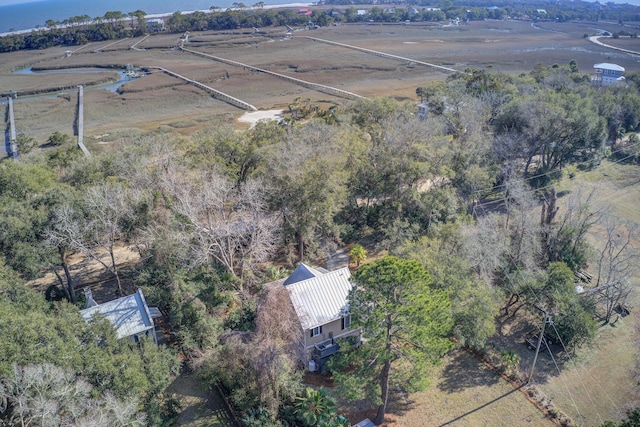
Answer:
1;19;633;142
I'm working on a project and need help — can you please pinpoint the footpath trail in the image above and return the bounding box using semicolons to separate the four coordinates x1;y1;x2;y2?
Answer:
588;35;640;56
326;247;349;271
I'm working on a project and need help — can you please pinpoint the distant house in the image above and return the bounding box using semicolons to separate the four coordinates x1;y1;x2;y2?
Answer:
81;288;161;344
282;264;360;371
592;63;625;85
357;9;367;16
146;18;165;32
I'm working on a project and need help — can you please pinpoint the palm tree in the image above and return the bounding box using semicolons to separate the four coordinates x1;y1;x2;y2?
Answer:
104;10;125;31
349;244;367;267
128;10;146;34
294;388;337;427
45;19;58;30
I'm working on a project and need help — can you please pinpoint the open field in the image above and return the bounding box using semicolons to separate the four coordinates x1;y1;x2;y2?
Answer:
4;19;640;143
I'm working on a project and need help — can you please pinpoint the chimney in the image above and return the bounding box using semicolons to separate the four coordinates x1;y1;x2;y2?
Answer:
84;288;98;308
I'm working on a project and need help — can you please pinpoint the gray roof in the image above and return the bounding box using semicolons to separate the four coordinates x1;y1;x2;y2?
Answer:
594;63;625;72
285;266;352;330
283;263;324;286
354;419;376;427
81;289;154;339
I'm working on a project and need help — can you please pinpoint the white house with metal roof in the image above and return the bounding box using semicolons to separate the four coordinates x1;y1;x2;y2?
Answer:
81;288;160;344
283;264;360;368
593;63;625;85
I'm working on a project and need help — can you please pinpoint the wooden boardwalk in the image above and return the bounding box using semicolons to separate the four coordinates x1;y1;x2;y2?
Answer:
180;46;368;101
7;97;17;159
77;86;90;156
149;66;258;111
297;36;460;75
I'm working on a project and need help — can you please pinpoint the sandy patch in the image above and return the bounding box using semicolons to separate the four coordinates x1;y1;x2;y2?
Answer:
237;109;284;127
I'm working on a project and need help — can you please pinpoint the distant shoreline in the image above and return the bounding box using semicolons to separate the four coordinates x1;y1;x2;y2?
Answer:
0;3;314;37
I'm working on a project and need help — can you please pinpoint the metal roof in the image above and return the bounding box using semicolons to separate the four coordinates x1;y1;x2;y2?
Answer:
285;266;352;330
594;63;625;72
353;418;376;427
81;289;154;339
283;263;324;286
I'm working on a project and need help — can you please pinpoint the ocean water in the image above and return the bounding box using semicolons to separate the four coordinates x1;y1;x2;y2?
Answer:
0;0;306;33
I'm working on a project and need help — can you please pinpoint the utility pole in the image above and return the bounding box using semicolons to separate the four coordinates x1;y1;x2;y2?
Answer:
528;314;552;384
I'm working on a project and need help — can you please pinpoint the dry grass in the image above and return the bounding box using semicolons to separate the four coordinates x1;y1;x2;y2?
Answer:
532;161;640;426
348;349;553;427
584;36;640;52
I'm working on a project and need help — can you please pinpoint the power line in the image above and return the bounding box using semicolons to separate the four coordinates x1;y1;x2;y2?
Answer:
470;139;640;198
472;147;640;216
542;337;588;424
548;321;621;417
520;280;600;423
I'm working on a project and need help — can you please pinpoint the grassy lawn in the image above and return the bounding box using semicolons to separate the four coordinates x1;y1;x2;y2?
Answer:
539;160;640;426
384;349;552;426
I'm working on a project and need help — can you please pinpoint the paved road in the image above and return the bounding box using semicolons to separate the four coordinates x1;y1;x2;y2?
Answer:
588;35;640;56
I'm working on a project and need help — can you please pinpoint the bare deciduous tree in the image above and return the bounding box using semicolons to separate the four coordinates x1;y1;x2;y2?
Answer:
585;216;640;322
0;364;143;427
595;217;640;287
543;187;602;270
255;282;304;362
204;282;303;417
464;178;542;316
166;171;279;284
46;184;138;297
45;204;82;303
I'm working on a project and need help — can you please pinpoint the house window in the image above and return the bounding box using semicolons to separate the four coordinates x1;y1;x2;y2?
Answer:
341;314;351;330
310;326;322;337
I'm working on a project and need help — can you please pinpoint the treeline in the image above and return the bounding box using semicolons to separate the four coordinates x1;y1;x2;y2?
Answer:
4;0;640;53
2;63;640;425
0;8;314;53
324;0;640;23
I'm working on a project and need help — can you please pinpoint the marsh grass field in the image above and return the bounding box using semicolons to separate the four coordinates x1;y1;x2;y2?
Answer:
4;19;640;143
6;17;640;426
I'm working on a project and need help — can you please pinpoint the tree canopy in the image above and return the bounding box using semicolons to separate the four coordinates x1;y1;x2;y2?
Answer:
330;256;453;424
